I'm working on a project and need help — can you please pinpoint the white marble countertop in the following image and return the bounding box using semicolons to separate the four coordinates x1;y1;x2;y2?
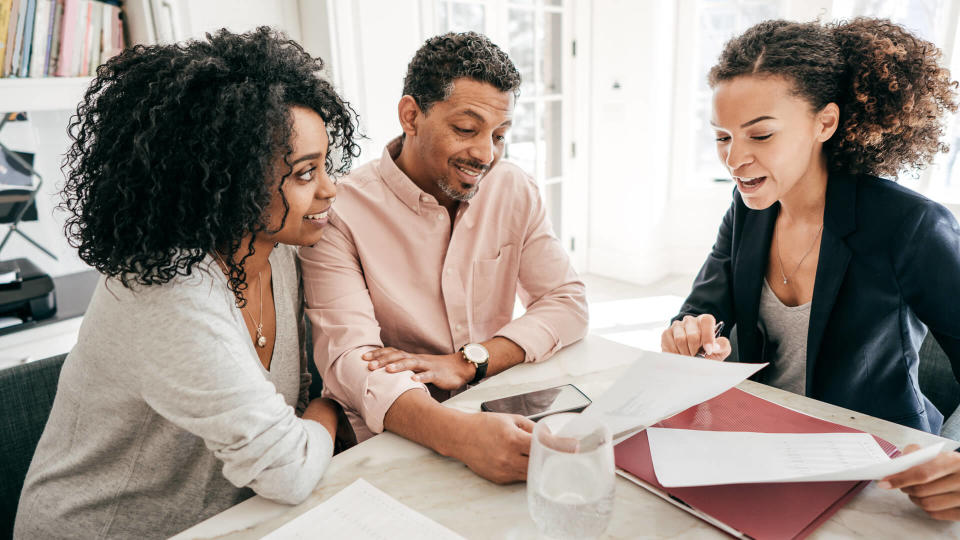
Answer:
173;335;960;539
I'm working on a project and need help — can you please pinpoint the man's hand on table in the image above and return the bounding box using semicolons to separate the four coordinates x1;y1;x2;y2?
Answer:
879;445;960;521
363;347;474;390
453;412;535;484
382;388;535;485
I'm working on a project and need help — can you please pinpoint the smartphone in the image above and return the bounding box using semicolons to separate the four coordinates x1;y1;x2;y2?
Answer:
480;384;591;421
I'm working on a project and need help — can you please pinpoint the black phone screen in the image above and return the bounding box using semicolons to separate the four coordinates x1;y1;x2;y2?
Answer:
480;384;591;419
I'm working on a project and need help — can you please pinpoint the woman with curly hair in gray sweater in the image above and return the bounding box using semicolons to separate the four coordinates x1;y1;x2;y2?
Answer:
15;27;359;539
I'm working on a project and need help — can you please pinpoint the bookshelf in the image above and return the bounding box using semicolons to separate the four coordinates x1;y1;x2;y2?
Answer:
0;76;90;112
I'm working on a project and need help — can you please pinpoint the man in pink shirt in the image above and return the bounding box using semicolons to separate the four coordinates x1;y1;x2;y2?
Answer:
299;32;588;484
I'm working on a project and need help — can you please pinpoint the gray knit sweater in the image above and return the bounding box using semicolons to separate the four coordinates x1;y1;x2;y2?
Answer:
14;246;332;539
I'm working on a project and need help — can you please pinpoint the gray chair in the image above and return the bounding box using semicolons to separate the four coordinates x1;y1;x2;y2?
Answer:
917;334;960;440
730;327;959;439
0;353;67;539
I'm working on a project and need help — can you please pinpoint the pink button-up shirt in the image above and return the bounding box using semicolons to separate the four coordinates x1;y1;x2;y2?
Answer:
299;138;588;441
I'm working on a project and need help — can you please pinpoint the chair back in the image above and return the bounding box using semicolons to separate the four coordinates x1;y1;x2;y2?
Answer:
731;326;959;436
918;333;960;425
0;354;66;539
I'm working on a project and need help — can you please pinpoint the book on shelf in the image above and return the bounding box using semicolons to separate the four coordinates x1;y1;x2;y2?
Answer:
0;0;123;80
0;0;10;70
7;0;25;76
26;0;48;77
17;0;35;77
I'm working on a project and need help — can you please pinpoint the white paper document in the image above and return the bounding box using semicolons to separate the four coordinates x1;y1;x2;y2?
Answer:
571;350;766;439
262;478;464;540
647;429;946;487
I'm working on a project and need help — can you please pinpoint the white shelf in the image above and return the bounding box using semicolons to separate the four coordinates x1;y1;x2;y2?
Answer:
0;317;82;370
0;77;93;112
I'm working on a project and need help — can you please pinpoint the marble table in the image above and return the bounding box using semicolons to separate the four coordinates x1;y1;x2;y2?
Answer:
173;335;960;539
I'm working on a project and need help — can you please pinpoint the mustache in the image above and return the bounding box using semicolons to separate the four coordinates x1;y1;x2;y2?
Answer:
452;160;490;174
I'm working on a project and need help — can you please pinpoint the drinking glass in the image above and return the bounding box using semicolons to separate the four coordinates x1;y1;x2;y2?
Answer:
527;413;615;539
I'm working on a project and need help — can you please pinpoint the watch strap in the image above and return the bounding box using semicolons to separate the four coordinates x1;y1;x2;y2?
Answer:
468;358;487;385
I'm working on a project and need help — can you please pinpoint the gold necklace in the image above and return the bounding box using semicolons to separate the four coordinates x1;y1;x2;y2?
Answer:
215;253;267;348
776;222;824;285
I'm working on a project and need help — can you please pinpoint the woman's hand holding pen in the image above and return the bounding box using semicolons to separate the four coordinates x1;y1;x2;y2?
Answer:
661;313;732;361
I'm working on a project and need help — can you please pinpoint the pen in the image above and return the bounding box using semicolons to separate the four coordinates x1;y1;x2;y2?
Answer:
695;321;724;358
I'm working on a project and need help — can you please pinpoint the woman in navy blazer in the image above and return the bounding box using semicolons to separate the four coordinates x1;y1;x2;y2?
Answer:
662;19;960;520
677;174;960;433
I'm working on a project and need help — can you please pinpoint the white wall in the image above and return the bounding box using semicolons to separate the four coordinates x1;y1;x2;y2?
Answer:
585;0;678;284
297;1;333;76
322;0;426;162
182;0;302;41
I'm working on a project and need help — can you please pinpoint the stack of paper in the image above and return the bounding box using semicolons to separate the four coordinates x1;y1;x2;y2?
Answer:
568;349;766;438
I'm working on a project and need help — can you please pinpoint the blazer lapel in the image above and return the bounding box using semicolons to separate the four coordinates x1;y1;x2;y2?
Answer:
733;204;777;364
805;173;857;393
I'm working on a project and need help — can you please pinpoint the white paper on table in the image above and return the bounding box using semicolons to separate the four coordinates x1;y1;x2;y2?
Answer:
647;428;947;487
565;350;766;439
261;478;464;540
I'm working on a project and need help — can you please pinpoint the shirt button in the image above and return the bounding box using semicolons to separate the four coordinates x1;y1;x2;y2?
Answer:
436;213;443;220
455;324;463;332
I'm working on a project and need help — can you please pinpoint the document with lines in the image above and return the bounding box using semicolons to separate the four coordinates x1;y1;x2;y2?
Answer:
647;429;946;487
262;479;464;540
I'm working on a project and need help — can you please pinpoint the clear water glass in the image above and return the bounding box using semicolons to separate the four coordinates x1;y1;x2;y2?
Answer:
527;413;615;539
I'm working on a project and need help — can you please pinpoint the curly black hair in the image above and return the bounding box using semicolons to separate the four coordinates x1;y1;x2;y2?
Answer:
402;31;521;112
709;18;959;177
61;27;360;307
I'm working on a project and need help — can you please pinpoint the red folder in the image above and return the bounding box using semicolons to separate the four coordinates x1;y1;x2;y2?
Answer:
615;388;899;540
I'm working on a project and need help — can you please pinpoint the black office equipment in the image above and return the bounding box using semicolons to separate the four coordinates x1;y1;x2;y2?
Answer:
0;258;55;321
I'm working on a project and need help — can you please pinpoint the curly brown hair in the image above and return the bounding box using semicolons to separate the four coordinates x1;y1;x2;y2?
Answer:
402;31;521;113
709;18;959;177
62;27;360;307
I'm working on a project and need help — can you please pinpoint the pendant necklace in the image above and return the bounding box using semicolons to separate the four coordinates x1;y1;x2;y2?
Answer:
246;271;267;348
776;221;824;285
215;253;267;348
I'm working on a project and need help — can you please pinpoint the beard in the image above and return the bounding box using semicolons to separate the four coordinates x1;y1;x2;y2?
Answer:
436;176;479;201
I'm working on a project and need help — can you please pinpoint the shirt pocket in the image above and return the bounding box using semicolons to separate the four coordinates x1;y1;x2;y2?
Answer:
471;244;519;327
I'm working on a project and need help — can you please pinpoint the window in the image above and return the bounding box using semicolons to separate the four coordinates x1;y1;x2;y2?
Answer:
832;0;960;203
675;0;786;188
432;0;572;239
435;1;486;33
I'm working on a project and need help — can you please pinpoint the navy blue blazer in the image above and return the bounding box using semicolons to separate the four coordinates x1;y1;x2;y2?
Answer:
676;173;960;434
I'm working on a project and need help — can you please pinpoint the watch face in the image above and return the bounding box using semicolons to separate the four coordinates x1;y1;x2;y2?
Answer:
463;343;489;364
